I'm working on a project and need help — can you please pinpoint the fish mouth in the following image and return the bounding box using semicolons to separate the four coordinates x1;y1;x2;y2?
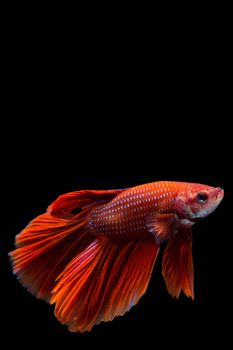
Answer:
210;187;224;209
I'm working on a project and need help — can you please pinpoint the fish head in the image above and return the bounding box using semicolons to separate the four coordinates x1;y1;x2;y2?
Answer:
174;184;224;224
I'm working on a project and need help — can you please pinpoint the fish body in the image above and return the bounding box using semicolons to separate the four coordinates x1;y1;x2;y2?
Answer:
9;181;224;332
89;181;223;240
89;181;177;239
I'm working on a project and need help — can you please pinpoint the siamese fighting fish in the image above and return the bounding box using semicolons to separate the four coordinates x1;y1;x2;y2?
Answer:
10;181;224;332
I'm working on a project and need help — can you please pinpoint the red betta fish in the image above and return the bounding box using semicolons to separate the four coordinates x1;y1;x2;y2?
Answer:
10;181;224;332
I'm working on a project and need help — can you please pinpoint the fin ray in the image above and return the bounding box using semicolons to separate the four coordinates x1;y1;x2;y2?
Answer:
51;237;160;332
146;213;175;243
9;212;93;301
10;189;124;302
49;189;124;218
162;228;194;299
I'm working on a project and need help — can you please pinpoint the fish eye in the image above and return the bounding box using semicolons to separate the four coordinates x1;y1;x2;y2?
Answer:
196;192;208;203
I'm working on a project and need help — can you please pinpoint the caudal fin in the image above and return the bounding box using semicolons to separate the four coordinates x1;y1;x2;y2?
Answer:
9;189;123;302
51;237;160;332
10;187;159;332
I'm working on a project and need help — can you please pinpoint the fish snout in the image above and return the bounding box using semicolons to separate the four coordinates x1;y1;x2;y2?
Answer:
215;187;224;199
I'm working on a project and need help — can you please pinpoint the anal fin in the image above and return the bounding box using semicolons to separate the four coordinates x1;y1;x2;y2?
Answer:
51;237;160;332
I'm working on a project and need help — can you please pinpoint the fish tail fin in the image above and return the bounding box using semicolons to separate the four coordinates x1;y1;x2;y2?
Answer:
51;237;160;332
9;189;124;302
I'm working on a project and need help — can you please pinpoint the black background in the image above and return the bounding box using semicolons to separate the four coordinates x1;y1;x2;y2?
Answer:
2;12;230;349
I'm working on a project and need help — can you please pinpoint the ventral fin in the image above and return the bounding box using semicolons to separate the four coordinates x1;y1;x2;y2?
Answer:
146;213;175;244
162;228;194;300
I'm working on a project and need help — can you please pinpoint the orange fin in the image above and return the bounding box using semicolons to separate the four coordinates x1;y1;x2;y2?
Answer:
51;237;160;332
146;213;175;244
9;211;92;302
162;228;194;299
49;189;125;218
9;189;124;301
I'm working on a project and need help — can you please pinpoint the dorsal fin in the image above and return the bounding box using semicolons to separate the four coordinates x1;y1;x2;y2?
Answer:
49;189;125;218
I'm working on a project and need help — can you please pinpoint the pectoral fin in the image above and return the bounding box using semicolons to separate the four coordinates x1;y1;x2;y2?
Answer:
146;213;175;244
